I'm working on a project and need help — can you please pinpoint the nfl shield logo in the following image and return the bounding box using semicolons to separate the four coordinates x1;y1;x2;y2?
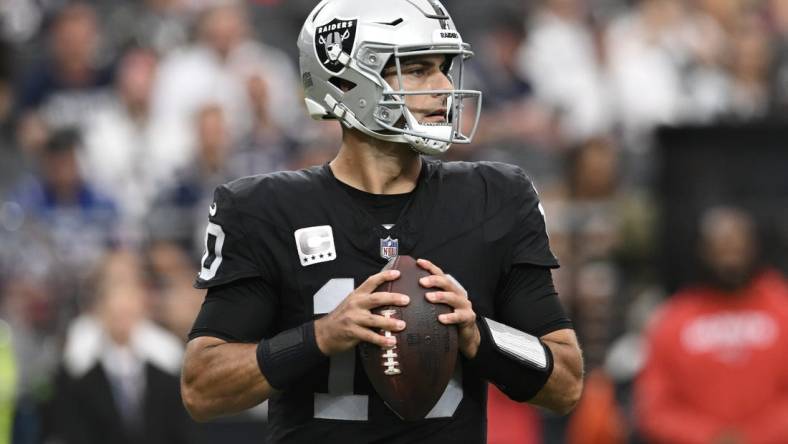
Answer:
380;237;399;260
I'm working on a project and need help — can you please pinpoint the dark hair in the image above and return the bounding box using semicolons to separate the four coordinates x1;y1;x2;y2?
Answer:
45;128;82;155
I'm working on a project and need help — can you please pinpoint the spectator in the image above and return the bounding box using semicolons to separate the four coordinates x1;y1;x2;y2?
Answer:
636;206;788;444
149;0;300;180
11;129;119;276
80;47;162;243
604;0;687;149
517;0;611;142
146;104;235;254
462;13;561;171
545;138;623;368
669;1;731;125
231;72;298;177
471;14;532;111
50;249;200;444
15;3;113;129
726;13;772;120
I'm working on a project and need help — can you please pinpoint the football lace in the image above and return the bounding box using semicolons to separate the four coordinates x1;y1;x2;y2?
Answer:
380;309;402;376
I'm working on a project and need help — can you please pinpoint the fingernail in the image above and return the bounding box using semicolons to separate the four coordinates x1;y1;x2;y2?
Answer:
420;277;429;284
397;321;406;329
387;337;397;346
400;296;410;304
390;270;400;277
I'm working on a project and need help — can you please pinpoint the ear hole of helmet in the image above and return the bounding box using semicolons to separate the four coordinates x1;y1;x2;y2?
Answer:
329;76;357;92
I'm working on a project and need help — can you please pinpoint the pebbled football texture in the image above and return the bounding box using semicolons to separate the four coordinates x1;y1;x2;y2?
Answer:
358;255;458;421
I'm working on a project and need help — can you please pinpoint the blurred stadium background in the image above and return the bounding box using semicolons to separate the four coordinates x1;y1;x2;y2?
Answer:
0;0;787;443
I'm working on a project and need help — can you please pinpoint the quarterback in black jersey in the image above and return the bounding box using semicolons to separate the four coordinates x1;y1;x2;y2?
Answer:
181;1;583;443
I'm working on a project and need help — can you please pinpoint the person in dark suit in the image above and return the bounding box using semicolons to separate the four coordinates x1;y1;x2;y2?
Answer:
49;249;202;444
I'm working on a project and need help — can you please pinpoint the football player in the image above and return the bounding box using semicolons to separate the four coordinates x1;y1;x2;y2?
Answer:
181;1;583;442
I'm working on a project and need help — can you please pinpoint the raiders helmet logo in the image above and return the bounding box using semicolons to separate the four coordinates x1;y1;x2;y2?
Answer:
314;18;357;74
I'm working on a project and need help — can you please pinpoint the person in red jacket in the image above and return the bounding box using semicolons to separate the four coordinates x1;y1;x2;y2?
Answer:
636;206;788;444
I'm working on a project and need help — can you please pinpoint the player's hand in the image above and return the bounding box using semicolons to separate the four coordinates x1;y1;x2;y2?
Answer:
314;269;409;356
417;258;481;359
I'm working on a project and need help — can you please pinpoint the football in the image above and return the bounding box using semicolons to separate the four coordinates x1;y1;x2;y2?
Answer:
358;255;458;421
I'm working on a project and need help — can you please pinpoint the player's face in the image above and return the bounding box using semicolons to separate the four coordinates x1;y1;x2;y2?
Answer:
382;55;453;124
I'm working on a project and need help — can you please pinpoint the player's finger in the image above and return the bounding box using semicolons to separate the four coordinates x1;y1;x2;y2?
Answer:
419;275;463;294
355;325;396;349
416;258;444;275
359;312;406;332
426;291;470;309
437;310;476;326
445;274;468;297
357;269;400;293
362;292;410;309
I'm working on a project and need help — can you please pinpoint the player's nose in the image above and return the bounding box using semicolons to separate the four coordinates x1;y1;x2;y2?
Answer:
430;70;452;92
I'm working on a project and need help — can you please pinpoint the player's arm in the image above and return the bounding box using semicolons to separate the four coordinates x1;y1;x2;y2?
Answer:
481;167;582;413
483;264;583;414
181;337;272;422
181;278;280;421
527;328;583;414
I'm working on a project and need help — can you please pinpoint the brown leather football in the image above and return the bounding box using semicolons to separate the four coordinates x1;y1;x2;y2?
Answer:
358;255;458;421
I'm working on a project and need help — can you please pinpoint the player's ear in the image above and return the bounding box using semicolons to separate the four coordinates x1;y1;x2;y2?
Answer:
329;77;356;93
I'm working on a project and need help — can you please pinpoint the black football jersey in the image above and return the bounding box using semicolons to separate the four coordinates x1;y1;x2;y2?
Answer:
194;159;558;443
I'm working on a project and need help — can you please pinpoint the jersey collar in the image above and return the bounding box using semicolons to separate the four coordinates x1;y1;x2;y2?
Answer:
318;159;440;263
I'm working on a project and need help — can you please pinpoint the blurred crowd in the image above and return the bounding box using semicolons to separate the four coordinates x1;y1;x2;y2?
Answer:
0;0;787;443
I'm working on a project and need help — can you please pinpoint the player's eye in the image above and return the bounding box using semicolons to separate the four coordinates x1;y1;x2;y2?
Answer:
405;65;428;77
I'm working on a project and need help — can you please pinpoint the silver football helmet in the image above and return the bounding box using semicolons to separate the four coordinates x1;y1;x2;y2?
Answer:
298;0;482;155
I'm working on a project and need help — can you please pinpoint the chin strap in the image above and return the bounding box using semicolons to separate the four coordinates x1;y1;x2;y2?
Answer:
401;108;452;155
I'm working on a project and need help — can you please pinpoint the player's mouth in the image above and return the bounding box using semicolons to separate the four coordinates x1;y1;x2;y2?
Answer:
420;108;448;125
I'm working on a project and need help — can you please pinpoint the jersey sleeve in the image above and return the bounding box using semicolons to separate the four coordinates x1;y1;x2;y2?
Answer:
495;264;572;337
194;183;277;289
189;277;279;342
509;170;559;268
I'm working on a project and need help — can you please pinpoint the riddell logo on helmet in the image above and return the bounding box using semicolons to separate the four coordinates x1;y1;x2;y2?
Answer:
315;18;358;74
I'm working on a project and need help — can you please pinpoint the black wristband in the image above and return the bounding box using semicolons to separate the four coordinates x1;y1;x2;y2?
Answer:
471;317;554;402
256;321;326;390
